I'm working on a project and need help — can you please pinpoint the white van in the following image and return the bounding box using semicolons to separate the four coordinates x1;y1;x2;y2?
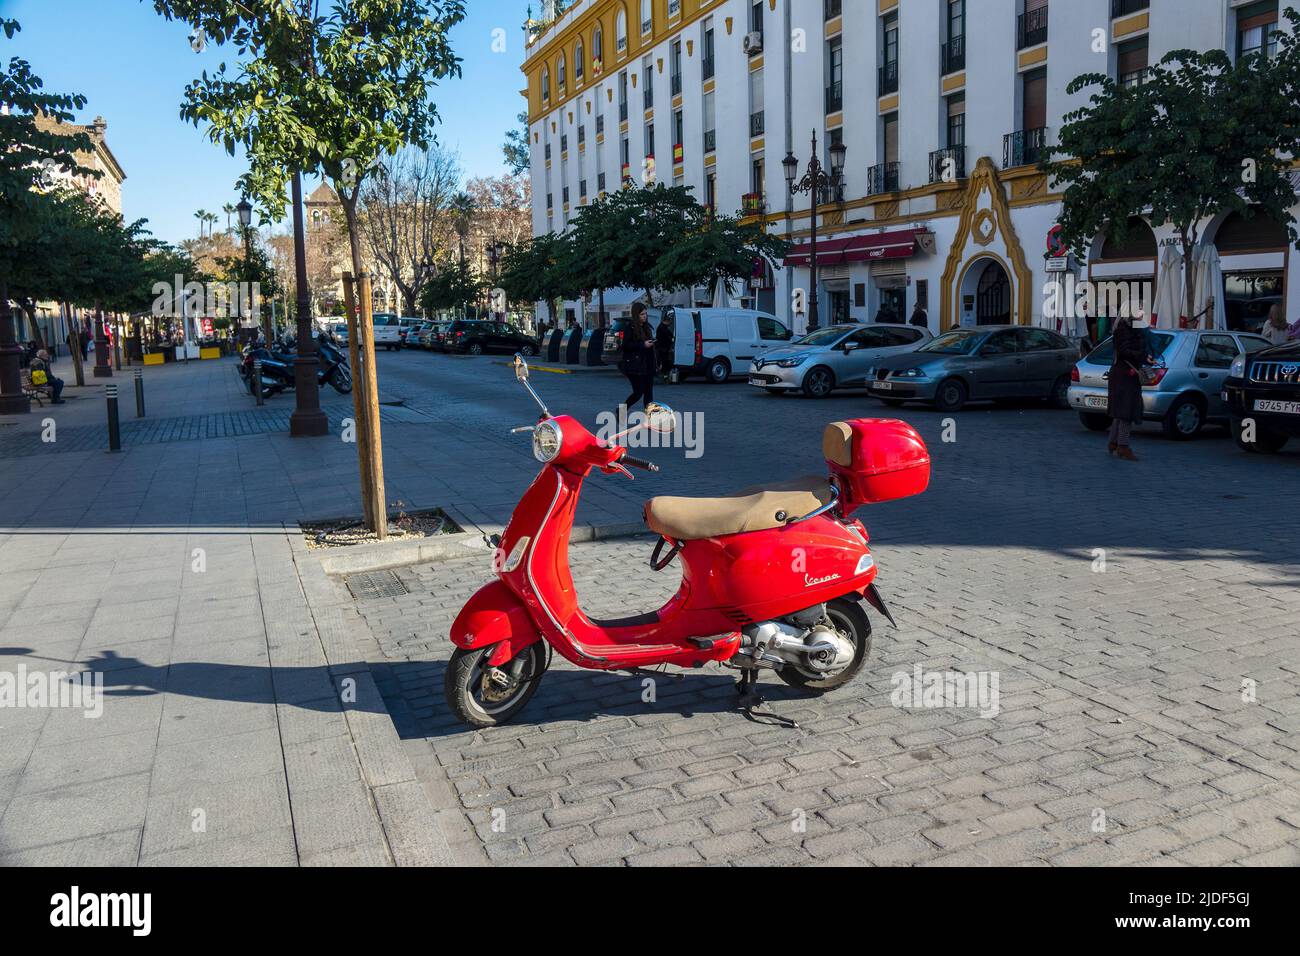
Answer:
662;307;794;382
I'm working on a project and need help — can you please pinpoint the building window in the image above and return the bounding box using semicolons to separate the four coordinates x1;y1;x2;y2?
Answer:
1116;36;1148;87
621;135;631;181
1238;0;1280;60
703;90;716;152
643;61;654;108
1018;0;1049;50
671;40;682;95
826;37;843;112
562;186;569;205
645;121;655;159
673;108;684;156
593;26;603;64
749;67;764;136
703;22;716;80
542;67;550;101
546;192;553;210
943;0;965;73
558;53;566;89
706;172;717;215
825;0;843;19
669;0;681;18
575;41;584;80
641;0;653;35
879;13;899;95
618;70;629;121
616;10;628;51
751;1;764;35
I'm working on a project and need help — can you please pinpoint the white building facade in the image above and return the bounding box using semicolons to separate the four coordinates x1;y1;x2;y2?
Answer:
523;0;1299;337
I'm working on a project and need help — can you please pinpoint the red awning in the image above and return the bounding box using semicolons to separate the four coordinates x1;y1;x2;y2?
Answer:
784;228;926;268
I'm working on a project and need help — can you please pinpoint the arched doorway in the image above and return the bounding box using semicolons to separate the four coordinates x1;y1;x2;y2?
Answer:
958;258;1012;325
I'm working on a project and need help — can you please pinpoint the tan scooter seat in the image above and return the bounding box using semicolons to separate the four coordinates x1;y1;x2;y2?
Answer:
644;475;834;541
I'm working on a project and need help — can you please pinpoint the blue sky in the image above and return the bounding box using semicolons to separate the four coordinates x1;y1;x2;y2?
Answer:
2;0;532;244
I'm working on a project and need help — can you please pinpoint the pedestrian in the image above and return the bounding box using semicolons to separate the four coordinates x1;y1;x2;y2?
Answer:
909;302;928;328
655;312;674;383
1106;316;1148;461
1261;303;1289;346
619;302;657;410
30;349;65;403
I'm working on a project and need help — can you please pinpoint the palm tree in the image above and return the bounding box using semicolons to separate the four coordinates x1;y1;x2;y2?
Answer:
222;202;235;234
205;212;219;237
194;208;209;239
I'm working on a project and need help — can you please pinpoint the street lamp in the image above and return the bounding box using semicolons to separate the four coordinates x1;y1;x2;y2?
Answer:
486;241;506;320
235;198;265;344
785;130;846;333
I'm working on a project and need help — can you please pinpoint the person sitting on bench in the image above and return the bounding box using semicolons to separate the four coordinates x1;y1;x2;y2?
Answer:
30;349;64;403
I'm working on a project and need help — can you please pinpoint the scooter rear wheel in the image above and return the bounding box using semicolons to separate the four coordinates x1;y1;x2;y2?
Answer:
776;597;872;693
445;643;548;727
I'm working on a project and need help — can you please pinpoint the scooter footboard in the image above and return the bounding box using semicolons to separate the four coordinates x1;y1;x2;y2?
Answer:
450;580;543;666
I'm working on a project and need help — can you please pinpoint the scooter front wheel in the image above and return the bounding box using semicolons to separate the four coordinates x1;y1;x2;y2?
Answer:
776;597;872;693
445;643;548;728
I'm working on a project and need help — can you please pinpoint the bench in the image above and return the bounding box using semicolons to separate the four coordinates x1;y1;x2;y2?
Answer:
21;368;54;407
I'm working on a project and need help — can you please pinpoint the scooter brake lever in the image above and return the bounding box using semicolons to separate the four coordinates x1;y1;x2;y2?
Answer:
510;425;536;434
605;463;634;480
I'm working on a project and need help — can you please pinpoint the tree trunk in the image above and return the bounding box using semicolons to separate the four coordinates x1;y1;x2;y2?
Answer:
65;302;85;387
21;301;47;352
340;192;388;539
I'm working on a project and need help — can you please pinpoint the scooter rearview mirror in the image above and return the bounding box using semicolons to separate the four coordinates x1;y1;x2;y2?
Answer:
513;354;530;383
644;402;677;434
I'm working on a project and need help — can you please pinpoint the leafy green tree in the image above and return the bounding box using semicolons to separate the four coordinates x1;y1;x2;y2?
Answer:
419;258;482;316
497;232;581;326
1045;25;1300;321
150;0;467;291
0;18;98;410
653;213;789;302
503;110;530;177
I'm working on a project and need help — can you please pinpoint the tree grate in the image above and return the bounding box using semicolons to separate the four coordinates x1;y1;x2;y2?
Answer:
345;570;410;601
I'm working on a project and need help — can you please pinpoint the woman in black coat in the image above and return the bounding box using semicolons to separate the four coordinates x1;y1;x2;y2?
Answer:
620;302;657;409
1107;317;1149;460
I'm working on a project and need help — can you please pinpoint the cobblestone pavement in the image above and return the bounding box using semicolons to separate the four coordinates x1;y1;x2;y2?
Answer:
348;352;1300;866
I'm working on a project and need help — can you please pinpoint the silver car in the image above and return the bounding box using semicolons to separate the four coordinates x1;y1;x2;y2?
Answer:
1068;328;1273;439
747;323;932;398
867;325;1078;412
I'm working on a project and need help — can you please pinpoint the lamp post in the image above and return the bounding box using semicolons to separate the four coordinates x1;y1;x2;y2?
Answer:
784;130;846;333
235;198;265;346
486;240;503;320
288;172;328;437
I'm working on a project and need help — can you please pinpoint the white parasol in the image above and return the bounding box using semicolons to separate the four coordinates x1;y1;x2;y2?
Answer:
1150;243;1184;329
1190;242;1226;330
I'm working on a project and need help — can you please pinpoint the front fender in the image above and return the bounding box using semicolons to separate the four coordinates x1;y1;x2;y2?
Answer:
450;580;542;666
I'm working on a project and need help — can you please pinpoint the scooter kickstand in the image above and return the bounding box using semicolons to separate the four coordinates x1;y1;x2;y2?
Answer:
736;670;799;730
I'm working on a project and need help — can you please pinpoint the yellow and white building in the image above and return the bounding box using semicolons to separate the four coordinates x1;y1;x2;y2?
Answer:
522;0;1300;335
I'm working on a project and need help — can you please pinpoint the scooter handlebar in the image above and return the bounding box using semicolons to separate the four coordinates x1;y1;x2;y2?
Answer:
621;454;659;473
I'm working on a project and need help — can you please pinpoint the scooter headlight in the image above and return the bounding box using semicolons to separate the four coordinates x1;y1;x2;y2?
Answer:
532;419;563;462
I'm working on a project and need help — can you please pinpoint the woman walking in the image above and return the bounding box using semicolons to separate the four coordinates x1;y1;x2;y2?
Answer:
1262;303;1289;346
620;302;657;409
1107;316;1149;461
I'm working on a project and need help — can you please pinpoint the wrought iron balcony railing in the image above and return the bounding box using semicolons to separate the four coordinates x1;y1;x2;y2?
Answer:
750;111;765;136
1111;0;1149;17
929;146;966;183
942;35;965;74
1003;126;1048;168
867;161;900;195
1017;6;1048;49
878;61;898;96
826;81;843;113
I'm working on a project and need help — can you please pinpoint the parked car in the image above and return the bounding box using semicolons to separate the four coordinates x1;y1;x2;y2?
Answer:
626;307;791;382
1070;328;1272;439
748;323;932;398
399;316;425;347
331;322;348;347
413;322;437;349
600;309;666;365
370;313;403;351
867;325;1078;412
446;319;539;356
1223;338;1300;453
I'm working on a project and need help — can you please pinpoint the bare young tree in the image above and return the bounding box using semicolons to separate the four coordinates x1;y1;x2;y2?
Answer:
359;146;462;316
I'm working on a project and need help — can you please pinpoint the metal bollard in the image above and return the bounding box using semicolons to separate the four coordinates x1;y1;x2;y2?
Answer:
134;367;145;418
253;360;264;406
105;384;121;452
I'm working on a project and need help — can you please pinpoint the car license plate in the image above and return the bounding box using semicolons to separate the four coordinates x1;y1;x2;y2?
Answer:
872;381;893;391
1255;399;1300;414
749;377;769;386
1084;396;1108;409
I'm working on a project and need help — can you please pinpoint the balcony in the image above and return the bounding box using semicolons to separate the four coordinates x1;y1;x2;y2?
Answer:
1003;126;1048;168
671;73;682;96
929;146;966;183
742;192;766;216
826;81;843;113
825;0;842;19
1017;7;1048;49
878;61;899;96
619;101;628;122
702;56;715;80
704;129;716;153
867;161;900;195
1111;0;1149;17
643;88;653;109
942;35;965;74
750;111;765;136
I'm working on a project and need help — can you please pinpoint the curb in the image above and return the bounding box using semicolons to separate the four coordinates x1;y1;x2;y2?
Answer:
284;521;456;867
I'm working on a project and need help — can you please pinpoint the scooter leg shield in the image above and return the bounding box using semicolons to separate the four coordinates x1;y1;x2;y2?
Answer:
450;579;543;666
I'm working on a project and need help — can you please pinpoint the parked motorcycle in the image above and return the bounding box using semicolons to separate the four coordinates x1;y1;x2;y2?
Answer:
237;335;351;397
444;355;932;728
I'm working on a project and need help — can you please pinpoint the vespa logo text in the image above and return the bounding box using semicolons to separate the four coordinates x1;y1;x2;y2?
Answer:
803;572;841;588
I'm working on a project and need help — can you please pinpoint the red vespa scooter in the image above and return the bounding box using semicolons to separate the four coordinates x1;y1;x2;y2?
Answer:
445;356;931;728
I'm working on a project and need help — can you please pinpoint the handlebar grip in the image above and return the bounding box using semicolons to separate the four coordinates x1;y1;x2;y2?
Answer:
621;455;659;472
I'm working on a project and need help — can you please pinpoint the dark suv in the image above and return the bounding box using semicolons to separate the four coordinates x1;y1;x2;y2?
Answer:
1223;340;1300;453
446;320;539;356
